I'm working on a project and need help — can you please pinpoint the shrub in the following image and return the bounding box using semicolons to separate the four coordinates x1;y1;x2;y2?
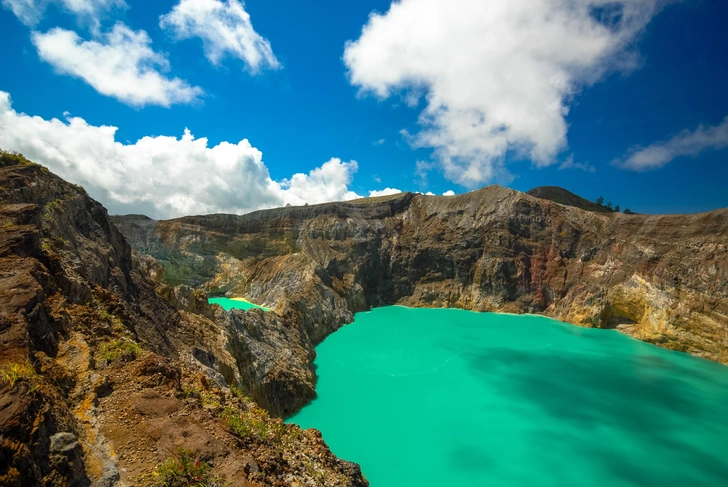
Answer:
230;386;251;403
222;406;271;440
221;404;292;453
152;448;226;487
0;150;32;168
99;339;142;365
0;362;39;390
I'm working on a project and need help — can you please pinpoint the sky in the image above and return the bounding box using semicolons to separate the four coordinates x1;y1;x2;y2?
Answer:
0;0;726;218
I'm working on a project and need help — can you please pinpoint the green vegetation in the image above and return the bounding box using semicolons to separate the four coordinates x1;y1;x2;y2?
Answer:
151;448;227;487
594;195;629;213
45;198;64;212
0;362;40;390
222;405;275;441
0;150;33;168
221;403;296;452
99;339;142;365
180;385;202;400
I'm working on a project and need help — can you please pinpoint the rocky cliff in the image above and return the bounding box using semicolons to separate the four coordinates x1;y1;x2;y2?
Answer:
0;153;367;487
113;186;728;376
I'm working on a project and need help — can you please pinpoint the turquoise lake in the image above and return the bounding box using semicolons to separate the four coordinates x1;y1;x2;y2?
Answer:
287;306;728;486
208;297;268;311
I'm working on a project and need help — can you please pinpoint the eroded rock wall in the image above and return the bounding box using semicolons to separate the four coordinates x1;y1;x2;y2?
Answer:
114;187;728;366
0;155;367;486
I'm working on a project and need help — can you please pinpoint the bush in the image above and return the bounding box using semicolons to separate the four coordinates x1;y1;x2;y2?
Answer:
0;150;32;168
222;406;271;440
0;362;39;390
152;448;226;487
99;339;142;365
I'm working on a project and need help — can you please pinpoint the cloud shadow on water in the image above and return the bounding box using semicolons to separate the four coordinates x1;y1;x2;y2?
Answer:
465;347;728;485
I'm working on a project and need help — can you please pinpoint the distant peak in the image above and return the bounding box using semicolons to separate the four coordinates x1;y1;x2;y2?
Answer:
526;186;611;213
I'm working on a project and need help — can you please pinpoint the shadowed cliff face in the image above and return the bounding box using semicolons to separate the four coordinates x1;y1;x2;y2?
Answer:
0;155;368;486
113;187;728;368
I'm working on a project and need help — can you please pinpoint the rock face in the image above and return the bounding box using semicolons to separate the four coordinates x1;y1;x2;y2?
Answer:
0;153;367;486
113;186;728;371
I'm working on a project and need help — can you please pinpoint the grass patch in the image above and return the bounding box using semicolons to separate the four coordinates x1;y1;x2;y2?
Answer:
221;403;297;453
99;339;142;365
0;362;39;390
222;406;274;441
230;386;252;403
151;448;227;487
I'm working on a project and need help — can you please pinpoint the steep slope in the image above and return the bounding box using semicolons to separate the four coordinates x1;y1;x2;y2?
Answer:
114;186;728;374
0;153;367;486
527;186;611;212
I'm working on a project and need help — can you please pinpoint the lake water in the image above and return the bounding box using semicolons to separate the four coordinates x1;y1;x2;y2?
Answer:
287;306;728;486
208;297;269;311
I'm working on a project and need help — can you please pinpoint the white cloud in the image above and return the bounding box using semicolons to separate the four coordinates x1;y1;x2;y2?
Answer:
0;91;364;219
368;187;402;197
160;0;279;73
559;154;596;173
344;0;662;187
2;0;125;28
373;138;386;145
415;159;434;185
617;116;728;171
280;158;361;205
32;24;203;107
442;190;455;196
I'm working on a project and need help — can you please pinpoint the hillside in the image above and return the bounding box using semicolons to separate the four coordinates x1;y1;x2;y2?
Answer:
113;185;728;378
0;153;367;487
527;186;612;212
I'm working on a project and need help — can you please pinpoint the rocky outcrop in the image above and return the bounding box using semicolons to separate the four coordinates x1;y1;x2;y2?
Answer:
0;153;367;486
113;186;728;370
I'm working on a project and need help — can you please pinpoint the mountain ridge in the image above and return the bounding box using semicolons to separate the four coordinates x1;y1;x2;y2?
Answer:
0;153;368;486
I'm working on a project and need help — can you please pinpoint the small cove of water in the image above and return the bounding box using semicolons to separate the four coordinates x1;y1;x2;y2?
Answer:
288;306;728;486
208;297;269;311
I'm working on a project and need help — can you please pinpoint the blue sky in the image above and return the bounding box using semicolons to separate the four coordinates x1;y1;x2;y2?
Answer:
0;0;726;218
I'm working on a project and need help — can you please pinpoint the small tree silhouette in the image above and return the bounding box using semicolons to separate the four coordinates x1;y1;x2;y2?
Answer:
606;202;613;210
614;205;620;212
596;196;604;206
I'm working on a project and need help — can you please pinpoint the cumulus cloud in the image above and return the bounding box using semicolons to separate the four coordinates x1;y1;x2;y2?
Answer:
32;24;203;107
2;0;125;27
160;0;279;72
368;188;402;197
345;0;663;187
559;155;596;173
442;190;455;196
0;91;364;218
280;159;361;204
616;116;728;171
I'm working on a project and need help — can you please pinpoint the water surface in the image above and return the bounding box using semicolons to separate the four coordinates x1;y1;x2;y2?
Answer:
208;297;269;311
288;306;728;486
